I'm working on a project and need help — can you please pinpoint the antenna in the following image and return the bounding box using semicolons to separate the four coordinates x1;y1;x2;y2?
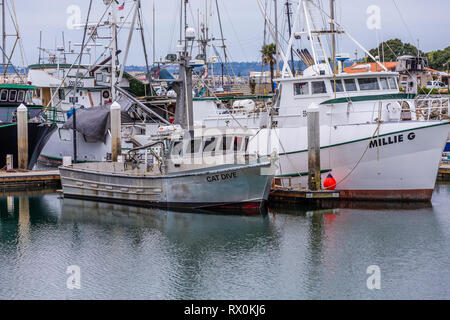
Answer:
274;0;279;76
2;0;5;69
39;31;42;64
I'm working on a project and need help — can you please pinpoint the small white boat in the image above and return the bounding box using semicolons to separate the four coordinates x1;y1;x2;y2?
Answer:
59;127;277;214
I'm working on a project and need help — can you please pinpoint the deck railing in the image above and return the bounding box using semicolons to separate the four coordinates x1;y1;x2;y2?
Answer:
0;106;66;124
415;97;449;121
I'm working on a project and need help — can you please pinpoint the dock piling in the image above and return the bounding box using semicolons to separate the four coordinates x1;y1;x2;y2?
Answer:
110;101;122;162
307;103;321;191
63;156;72;167
17;104;28;170
6;154;13;170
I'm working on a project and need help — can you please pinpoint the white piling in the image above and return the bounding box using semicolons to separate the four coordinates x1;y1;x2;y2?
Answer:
307;103;321;191
110;101;122;162
17;104;28;170
6;154;13;170
62;156;72;167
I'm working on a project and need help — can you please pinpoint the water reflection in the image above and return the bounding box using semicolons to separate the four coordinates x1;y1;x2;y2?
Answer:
60;198;276;247
18;197;30;246
0;185;448;299
58;197;281;299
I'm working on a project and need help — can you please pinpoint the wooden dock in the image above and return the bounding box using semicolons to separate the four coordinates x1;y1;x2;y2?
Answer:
0;170;61;192
269;186;339;208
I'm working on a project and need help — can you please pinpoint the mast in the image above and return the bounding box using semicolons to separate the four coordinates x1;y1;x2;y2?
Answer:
179;0;183;45
152;1;155;65
330;0;336;75
38;31;42;64
2;0;5;68
330;0;336;97
274;0;279;76
174;0;193;133
137;1;151;95
285;1;294;74
111;0;118;101
214;0;228;87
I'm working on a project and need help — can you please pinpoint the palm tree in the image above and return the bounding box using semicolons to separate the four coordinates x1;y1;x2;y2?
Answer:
261;43;276;93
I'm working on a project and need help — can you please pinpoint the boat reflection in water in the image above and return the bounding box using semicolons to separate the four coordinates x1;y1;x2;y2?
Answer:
0;185;448;299
60;197;276;245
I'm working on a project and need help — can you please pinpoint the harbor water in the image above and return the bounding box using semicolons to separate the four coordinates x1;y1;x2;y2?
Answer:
0;184;449;300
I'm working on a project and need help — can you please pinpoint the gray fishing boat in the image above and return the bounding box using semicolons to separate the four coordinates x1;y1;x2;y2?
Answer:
59;126;277;213
59;12;277;214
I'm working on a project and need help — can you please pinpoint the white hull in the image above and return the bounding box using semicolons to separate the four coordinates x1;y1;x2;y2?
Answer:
38;123;137;165
246;121;450;200
39;126;111;164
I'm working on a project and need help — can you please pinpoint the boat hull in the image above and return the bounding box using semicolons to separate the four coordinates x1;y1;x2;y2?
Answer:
59;162;274;214
249;121;450;202
0;122;56;170
38;126;112;166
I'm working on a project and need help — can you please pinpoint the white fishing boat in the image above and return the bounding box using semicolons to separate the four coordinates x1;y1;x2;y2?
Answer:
193;0;450;201
28;0;171;166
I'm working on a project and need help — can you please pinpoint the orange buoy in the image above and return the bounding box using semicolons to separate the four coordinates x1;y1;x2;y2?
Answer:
323;173;337;190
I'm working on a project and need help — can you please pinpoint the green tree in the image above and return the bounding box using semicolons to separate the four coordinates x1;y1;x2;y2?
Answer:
261;43;276;93
366;38;424;62
427;46;450;71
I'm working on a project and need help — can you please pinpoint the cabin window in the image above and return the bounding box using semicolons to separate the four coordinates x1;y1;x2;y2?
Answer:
69;96;78;104
221;136;233;151
0;89;8;101
344;79;357;92
234;137;243;152
26;91;33;103
358;78;380;91
244;137;250;152
95;73;103;83
388;77;398;89
380;78;390;90
8;90;17;101
294;82;309;95
171;141;183;157
186;139;202;154
203;137;217;155
58;89;65;100
311;81;327;94
34;89;41;98
331;80;344;92
17;90;25;102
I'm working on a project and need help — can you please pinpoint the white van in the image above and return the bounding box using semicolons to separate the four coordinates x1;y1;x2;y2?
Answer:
426;81;447;89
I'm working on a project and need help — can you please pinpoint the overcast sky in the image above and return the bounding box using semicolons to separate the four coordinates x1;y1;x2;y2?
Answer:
5;0;450;67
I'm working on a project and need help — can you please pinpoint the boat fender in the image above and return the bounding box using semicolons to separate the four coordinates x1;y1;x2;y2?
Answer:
323;173;337;190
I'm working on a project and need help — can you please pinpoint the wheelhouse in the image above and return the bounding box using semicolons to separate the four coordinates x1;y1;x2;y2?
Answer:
289;72;399;98
168;130;252;159
0;84;35;106
0;84;38;123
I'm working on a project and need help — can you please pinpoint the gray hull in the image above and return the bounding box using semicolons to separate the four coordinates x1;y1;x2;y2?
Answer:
59;162;274;214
